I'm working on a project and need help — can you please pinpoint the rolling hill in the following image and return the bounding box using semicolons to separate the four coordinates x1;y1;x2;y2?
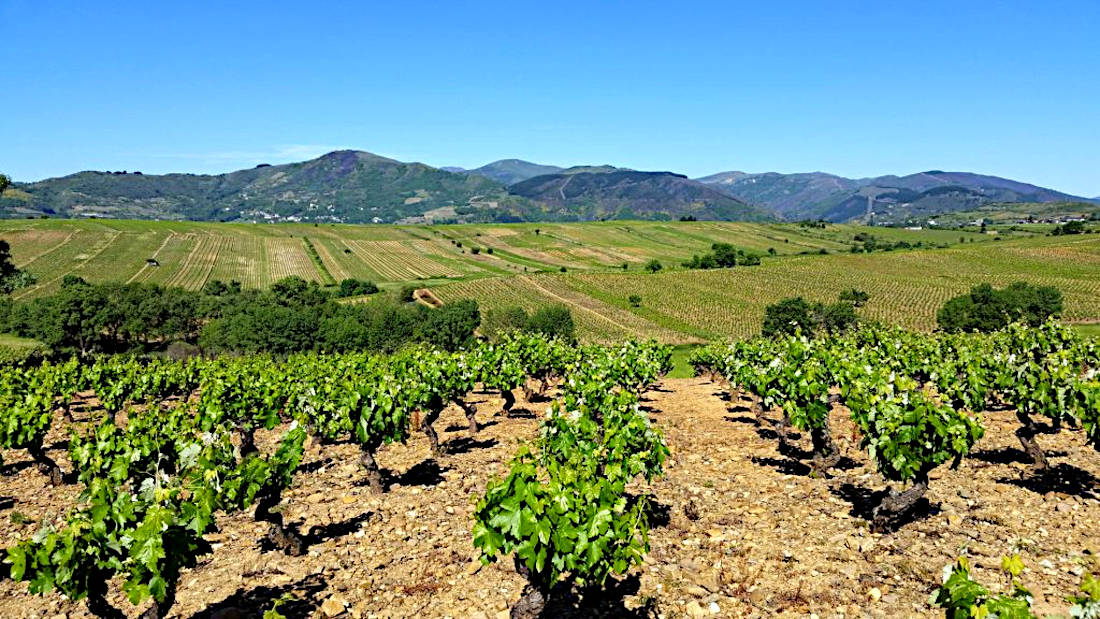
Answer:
508;169;773;221
696;169;1096;223
1;150;521;224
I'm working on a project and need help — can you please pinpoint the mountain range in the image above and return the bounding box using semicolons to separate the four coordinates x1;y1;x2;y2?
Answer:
2;150;1095;225
694;169;1093;223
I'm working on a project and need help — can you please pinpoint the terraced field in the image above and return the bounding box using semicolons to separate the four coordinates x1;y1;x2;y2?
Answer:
2;218;1096;343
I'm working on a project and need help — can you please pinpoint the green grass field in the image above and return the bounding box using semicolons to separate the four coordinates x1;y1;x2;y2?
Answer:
2;218;1094;343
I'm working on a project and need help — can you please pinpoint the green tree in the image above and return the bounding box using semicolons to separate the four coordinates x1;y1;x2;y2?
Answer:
417;300;480;351
937;282;1062;332
762;297;817;337
821;301;858;333
644;259;663;274
711;243;738;268
0;240;36;294
527;305;576;342
336;278;379;298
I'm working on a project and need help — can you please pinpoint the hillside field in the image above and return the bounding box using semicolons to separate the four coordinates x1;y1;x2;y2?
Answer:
2;219;1098;343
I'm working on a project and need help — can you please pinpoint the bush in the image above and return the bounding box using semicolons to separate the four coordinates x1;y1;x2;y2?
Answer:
527;305;576;342
628;294;642;308
644;259;663;273
481;304;576;342
417;300;480;351
937;282;1063;332
482;306;531;339
762;297;818;337
762;293;862;337
1052;221;1085;235
821;301;858;333
336;278;379;298
839;288;870;307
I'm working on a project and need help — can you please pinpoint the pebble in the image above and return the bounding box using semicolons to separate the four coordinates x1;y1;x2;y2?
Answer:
321;596;347;617
869;587;882;602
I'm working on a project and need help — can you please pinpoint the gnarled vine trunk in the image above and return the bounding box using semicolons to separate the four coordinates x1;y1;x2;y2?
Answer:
359;445;385;494
1015;410;1049;470
774;411;794;454
238;423;258;458
511;586;547;619
254;492;305;556
809;421;841;475
28;444;63;486
511;556;550;619
502;389;517;415
456;398;479;434
422;409;444;457
871;472;929;531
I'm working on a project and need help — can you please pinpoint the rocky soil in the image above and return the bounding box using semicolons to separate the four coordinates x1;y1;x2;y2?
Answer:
0;377;1097;618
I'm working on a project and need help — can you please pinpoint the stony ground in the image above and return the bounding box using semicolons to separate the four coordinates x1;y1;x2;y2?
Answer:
0;378;1097;618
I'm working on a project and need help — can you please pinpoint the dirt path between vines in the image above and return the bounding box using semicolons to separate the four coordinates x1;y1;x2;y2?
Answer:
0;378;1097;618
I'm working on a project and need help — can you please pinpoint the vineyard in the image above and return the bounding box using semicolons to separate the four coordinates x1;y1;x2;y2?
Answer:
0;219;999;299
558;236;1100;340
3;219;1099;345
0;323;1098;617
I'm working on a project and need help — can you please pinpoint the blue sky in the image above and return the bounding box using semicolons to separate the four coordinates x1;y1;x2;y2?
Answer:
2;1;1098;196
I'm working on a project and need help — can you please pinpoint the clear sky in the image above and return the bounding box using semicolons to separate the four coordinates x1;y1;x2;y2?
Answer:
2;1;1098;196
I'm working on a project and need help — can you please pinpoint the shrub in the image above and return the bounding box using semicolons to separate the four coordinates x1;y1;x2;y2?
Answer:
417;300;480;351
762;297;818;337
762;293;862;337
336;278;379;298
821;301;858;333
839;288;870;307
644;259;663;274
482;306;531;339
937;282;1063;332
628;294;642;308
527;305;576;342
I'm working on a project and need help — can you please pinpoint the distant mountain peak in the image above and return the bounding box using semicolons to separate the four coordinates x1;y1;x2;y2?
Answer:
314;149;400;165
463;159;566;185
